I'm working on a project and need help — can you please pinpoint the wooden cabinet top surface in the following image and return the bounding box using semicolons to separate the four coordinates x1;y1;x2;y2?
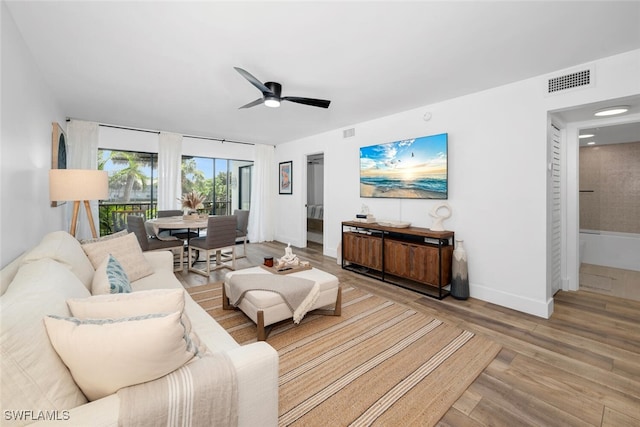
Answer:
342;221;454;239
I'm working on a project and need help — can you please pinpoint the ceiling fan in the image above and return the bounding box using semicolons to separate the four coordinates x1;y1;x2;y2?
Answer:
234;67;331;109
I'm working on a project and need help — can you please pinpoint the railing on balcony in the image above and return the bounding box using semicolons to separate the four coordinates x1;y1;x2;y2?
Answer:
98;201;232;236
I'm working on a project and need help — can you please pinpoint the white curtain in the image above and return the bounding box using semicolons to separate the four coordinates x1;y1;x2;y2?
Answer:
247;144;275;243
157;132;182;211
66;120;99;240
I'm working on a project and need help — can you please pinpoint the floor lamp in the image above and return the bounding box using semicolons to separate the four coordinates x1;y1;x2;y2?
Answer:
49;169;109;238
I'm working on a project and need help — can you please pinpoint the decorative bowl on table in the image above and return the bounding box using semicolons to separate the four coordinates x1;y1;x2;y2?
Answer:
376;220;411;228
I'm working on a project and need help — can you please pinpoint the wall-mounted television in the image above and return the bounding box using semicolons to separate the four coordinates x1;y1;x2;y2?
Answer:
360;133;448;199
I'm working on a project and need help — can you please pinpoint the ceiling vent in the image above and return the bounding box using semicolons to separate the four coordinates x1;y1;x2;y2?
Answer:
545;65;594;95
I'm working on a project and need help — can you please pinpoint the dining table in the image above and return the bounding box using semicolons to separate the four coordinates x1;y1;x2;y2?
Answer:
147;215;210;268
147;215;208;242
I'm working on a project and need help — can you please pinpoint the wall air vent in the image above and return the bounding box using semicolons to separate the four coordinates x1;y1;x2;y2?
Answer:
546;66;594;95
343;128;355;138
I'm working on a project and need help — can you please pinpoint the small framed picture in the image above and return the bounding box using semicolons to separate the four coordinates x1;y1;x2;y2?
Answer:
279;161;292;195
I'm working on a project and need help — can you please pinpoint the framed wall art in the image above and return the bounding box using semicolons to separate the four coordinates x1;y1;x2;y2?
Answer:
279;161;292;195
51;122;67;207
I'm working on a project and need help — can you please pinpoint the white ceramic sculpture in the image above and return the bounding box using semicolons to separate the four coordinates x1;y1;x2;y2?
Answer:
277;243;299;267
429;202;452;231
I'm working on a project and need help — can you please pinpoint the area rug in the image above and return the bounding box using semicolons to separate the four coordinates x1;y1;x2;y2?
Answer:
187;282;501;426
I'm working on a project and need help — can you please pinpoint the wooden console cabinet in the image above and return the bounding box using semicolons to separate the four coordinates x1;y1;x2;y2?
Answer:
341;221;454;299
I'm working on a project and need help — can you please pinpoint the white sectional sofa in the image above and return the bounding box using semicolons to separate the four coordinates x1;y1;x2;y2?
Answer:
0;231;278;426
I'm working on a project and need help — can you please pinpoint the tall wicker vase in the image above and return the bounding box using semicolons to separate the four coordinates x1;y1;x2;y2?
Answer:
451;239;469;300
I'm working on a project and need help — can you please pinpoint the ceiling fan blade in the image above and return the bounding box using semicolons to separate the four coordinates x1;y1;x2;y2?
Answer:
282;96;331;109
234;67;272;94
239;98;264;109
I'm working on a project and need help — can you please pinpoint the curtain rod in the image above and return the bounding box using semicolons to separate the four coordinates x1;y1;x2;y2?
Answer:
67;120;256;146
100;123;255;146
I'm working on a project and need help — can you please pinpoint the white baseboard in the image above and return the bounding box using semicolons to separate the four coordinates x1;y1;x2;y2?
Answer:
470;283;553;319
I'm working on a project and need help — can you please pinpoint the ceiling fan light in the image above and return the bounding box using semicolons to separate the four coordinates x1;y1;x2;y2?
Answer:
264;98;280;108
594;106;629;117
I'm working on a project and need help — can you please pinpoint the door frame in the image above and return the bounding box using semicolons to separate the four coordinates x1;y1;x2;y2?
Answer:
562;113;640;292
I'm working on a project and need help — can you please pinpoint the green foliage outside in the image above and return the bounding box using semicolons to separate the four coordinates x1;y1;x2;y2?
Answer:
98;151;234;234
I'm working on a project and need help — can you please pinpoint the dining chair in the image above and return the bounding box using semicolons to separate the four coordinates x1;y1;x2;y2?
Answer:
188;215;237;277
112;210;146;233
127;215;184;272
156;210;199;241
234;209;249;259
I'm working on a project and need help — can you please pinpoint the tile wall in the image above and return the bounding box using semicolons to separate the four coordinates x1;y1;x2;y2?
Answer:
579;141;640;234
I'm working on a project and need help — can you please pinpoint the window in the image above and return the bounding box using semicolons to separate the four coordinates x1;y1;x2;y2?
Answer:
97;149;253;235
98;149;157;234
181;156;253;215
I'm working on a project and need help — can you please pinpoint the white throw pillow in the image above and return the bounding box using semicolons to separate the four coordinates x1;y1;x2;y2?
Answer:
82;232;153;282
22;231;95;290
66;289;205;358
68;289;185;319
91;254;132;295
44;311;196;401
1;258;89;413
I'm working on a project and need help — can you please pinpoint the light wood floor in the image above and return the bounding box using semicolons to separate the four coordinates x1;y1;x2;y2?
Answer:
178;241;640;427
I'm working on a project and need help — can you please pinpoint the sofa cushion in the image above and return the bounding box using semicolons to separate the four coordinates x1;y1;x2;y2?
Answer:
82;232;153;282
44;311;197;401
22;231;95;290
91;254;132;295
1;258;90;415
67;288;185;319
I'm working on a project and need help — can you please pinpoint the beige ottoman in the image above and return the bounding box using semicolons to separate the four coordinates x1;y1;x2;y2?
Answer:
223;266;341;340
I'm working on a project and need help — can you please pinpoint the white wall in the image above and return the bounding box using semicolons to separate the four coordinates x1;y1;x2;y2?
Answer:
274;49;640;318
1;3;67;267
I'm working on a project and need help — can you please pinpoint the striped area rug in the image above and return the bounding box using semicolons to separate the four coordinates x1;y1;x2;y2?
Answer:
187;282;500;426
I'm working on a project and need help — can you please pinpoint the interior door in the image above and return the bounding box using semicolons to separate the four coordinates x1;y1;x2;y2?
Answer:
548;122;563;295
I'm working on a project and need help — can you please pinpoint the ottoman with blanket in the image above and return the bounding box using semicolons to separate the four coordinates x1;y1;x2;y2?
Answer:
223;266;341;340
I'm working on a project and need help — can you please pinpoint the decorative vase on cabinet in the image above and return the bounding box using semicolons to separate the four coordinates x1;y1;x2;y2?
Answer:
451;239;469;300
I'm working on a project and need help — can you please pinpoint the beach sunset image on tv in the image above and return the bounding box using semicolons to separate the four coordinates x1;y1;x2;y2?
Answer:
360;133;448;199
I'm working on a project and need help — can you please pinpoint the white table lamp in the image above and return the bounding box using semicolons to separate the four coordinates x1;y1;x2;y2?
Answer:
49;169;108;238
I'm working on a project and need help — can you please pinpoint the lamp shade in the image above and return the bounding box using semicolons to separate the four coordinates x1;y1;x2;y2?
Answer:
49;169;109;201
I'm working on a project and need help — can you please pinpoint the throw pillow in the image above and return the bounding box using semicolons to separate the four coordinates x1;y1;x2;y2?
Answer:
67;288;185;318
79;229;128;245
91;255;132;295
82;232;153;282
43;311;197;401
66;289;206;357
22;231;95;290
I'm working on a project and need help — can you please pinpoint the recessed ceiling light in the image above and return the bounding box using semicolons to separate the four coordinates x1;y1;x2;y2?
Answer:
579;133;595;139
587;142;596;145
594;106;629;117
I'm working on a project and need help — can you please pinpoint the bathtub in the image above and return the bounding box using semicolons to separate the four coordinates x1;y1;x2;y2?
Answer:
579;230;640;272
